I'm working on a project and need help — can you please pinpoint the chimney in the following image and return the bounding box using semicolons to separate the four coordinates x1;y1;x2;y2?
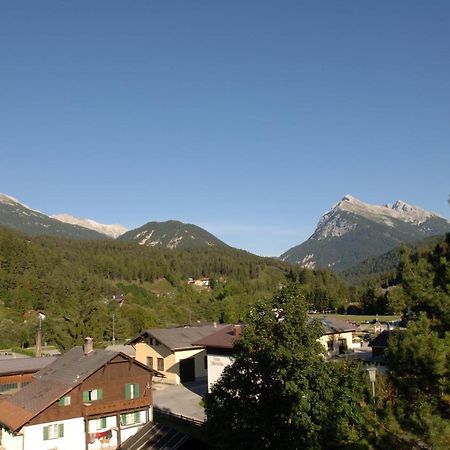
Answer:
213;321;217;328
233;325;241;338
83;337;93;355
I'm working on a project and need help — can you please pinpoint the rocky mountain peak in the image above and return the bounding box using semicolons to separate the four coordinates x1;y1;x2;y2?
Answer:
51;214;128;238
280;195;450;272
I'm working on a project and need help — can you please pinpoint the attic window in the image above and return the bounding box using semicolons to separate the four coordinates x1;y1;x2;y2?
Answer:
125;383;140;400
150;338;159;346
83;388;103;402
59;395;71;406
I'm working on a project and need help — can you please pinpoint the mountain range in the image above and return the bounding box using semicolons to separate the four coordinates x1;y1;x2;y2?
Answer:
0;193;226;250
0;194;108;240
280;195;450;271
1;193;449;267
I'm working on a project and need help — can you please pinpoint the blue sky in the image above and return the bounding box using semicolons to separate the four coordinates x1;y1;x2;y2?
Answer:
1;1;449;256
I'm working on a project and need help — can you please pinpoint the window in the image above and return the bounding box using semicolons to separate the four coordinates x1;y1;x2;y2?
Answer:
124;383;140;400
83;388;103;402
157;358;164;371
150;338;159;346
204;355;207;370
0;383;18;393
97;417;107;430
59;395;71;406
327;339;334;351
43;424;64;440
120;412;141;426
338;338;348;354
146;356;153;368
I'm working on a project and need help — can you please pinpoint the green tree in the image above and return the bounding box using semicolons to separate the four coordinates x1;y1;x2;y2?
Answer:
382;236;450;449
205;285;367;449
50;296;107;351
397;235;450;333
385;315;450;448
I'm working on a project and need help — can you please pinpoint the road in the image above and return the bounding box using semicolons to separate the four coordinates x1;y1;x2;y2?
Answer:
152;381;207;422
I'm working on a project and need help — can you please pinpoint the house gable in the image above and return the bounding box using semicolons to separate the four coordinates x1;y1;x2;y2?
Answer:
27;353;156;426
0;347;162;433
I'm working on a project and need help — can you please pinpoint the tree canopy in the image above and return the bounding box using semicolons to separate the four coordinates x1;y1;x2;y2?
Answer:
205;285;367;449
383;234;450;449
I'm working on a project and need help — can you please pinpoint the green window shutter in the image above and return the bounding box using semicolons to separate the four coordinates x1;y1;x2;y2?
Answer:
83;391;89;402
120;414;126;426
43;426;49;440
100;417;107;428
58;423;64;438
125;383;131;400
134;411;140;423
97;388;103;400
134;383;140;398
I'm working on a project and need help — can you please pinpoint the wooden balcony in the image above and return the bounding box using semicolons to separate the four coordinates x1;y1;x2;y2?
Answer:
82;396;151;417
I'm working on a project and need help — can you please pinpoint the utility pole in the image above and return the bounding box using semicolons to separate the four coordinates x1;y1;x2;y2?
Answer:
112;314;115;342
367;366;377;416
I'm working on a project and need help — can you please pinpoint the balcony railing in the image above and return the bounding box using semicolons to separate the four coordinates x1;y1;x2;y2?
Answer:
82;396;151;417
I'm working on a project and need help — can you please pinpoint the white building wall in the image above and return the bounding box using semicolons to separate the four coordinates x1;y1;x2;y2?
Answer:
120;409;149;443
1;428;23;450
87;415;117;449
207;353;233;392
21;417;84;450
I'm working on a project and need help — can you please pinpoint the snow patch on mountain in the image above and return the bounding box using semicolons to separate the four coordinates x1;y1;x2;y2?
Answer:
52;214;128;238
139;230;155;245
300;253;316;269
168;236;183;249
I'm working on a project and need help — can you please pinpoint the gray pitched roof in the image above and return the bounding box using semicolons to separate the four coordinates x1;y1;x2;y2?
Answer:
129;324;228;351
316;316;357;334
34;347;117;386
0;356;57;376
5;348;120;418
105;344;136;357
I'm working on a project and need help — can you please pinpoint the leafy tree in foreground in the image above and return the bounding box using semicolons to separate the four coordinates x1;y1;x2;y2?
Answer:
205;285;368;450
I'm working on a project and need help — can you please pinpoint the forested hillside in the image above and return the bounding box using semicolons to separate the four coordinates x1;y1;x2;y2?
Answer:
0;227;354;350
341;234;446;285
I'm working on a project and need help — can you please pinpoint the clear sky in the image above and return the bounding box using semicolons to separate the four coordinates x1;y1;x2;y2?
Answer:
1;1;449;256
